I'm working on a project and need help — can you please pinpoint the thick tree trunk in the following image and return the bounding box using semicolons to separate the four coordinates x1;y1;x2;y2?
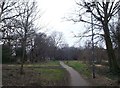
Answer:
118;37;120;65
103;24;120;73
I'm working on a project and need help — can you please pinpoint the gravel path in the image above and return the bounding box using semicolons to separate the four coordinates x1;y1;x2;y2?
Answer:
60;61;90;86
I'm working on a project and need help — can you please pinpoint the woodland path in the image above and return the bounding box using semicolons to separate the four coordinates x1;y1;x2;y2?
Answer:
60;61;90;86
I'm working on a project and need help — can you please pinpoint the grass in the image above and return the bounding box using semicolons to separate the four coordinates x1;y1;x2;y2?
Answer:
64;60;119;86
2;61;69;86
37;68;65;81
34;67;67;86
39;61;60;67
6;61;60;67
65;61;91;77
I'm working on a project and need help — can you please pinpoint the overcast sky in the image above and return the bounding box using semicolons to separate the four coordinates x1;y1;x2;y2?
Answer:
36;0;86;47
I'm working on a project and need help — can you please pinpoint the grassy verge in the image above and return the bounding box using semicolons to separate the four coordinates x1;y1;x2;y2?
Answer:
65;60;120;86
65;61;91;78
2;61;69;86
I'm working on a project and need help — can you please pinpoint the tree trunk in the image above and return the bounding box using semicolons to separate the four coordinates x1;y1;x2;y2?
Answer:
103;23;120;73
20;40;26;74
118;37;120;65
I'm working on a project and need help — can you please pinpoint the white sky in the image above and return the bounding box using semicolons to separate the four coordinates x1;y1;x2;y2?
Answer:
36;0;86;47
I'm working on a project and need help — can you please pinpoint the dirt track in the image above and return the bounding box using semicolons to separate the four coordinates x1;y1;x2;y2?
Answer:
60;61;90;86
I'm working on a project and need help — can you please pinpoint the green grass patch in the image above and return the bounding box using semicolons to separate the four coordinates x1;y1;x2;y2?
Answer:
3;61;68;86
35;68;65;81
40;61;60;67
33;61;68;86
65;61;91;77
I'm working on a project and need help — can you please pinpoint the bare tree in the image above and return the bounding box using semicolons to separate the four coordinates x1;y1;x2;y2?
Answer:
0;0;24;63
0;0;22;39
33;33;48;62
110;14;120;64
14;0;40;74
50;31;64;47
49;31;65;59
68;0;120;72
0;0;18;23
